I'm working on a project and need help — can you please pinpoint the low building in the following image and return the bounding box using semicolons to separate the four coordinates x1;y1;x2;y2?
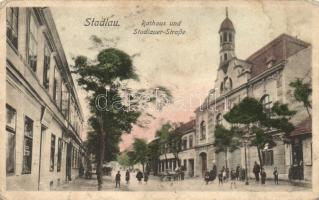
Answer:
158;120;196;178
6;7;85;190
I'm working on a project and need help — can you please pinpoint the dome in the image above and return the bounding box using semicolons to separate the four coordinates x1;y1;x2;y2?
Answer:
219;17;235;33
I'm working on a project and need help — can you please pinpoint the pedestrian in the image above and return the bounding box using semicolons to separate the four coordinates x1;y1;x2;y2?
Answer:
222;168;227;182
115;171;121;188
136;170;143;184
253;161;261;182
261;168;267;185
125;170;130;184
235;165;240;180
212;164;217;181
273;167;279;185
230;169;236;189
226;167;230;181
218;171;223;185
144;172;149;184
204;171;210;185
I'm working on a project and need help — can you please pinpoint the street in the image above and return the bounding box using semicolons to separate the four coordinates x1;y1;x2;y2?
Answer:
56;171;310;192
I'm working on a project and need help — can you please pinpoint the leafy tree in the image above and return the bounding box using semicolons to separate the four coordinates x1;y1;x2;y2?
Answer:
117;152;133;168
224;97;295;169
73;48;171;190
132;138;148;172
289;78;312;118
168;131;182;167
213;124;242;168
147;139;161;175
155;123;173;169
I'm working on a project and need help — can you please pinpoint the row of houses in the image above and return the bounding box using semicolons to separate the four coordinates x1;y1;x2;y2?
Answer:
157;10;312;182
6;7;85;190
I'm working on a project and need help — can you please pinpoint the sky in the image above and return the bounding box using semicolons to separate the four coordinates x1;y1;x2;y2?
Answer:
50;1;312;151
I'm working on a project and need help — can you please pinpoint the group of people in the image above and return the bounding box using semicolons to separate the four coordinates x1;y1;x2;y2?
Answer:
115;170;149;188
253;161;279;185
203;162;280;187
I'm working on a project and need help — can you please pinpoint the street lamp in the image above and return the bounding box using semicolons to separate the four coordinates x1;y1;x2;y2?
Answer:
244;138;249;185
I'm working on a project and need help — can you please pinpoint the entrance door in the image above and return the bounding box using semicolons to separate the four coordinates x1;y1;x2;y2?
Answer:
66;143;72;181
292;138;303;180
199;152;207;177
188;159;194;177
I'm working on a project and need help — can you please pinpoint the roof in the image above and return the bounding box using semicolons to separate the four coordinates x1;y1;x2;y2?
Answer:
219;17;235;33
246;34;310;79
174;119;196;134
290;117;312;137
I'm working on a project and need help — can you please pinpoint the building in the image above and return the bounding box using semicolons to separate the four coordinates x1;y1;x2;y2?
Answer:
194;9;312;181
6;7;85;190
158;120;196;178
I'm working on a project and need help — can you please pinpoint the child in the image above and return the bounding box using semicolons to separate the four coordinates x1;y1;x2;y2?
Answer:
230;169;236;189
273;167;279;185
218;171;223;185
261;168;266;185
204;171;210;185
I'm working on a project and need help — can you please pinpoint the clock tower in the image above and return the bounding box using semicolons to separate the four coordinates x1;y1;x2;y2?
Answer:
219;8;235;67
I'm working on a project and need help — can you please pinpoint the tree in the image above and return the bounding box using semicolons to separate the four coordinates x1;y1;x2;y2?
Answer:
289;78;312;118
224;97;295;169
168;131;182;167
117;152;133;168
132;138;148;172
155;123;173;169
213;124;242;168
147;139;161;175
73;48;171;190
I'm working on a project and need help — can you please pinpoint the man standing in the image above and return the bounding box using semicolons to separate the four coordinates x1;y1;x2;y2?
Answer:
273;167;279;185
115;171;121;188
125;170;130;184
253;161;261;182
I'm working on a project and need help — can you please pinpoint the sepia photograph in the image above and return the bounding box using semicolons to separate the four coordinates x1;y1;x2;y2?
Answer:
1;1;319;199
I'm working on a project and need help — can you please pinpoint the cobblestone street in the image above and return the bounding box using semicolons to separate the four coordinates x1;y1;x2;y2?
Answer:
56;171;310;192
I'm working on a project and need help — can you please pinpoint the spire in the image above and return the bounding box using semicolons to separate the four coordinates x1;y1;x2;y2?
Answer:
226;7;228;18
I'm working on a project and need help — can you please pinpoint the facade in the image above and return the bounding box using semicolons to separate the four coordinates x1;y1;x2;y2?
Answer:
194;10;312;181
6;7;85;190
158;120;196;178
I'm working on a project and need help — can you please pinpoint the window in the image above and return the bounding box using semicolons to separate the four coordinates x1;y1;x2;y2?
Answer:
50;134;56;171
223;32;227;42
61;84;69;117
224;77;232;92
57;138;62;172
216;113;223;125
182;138;187;150
43;43;51;89
22;116;33;174
220;35;222;44
6;8;19;48
224;53;227;61
6;105;16;175
262;150;274;166
261;94;272;117
200;121;206;140
189;135;193;148
229;33;232;42
28;13;38;72
53;66;57;101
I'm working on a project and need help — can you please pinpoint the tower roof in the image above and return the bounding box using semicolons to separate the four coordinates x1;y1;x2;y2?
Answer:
219;8;235;32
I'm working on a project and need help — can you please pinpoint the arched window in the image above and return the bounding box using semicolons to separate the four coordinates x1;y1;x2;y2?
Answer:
216;113;223;125
200;121;206;140
224;53;228;61
224;77;232;92
260;94;272;117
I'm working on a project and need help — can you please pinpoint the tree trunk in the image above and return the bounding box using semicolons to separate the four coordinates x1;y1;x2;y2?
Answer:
257;147;263;170
97;113;106;191
142;163;145;173
225;150;228;169
164;152;168;169
305;106;312;119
